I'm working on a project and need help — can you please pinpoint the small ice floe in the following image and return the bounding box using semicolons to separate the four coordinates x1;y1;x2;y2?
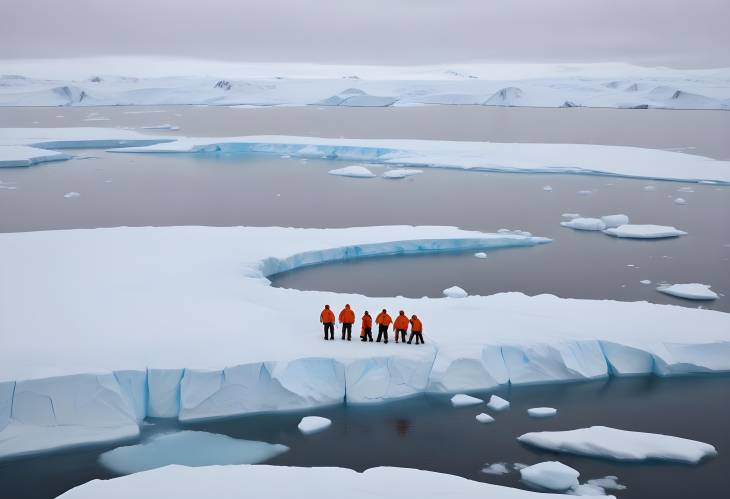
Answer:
298;416;332;434
450;394;482;407
677;186;695;193
543;185;553;191
487;395;510;411
577;190;593;196
657;283;718;301
63;191;80;198
517;426;717;463
698;180;717;185
513;463;528;470
82;117;111;122
280;155;291;159
98;431;288;474
603;224;687;239
561;213;580;218
141;124;180;131
520;461;579;491
643;185;657;191
528;407;557;418
443;286;468;298
600;214;629;228
475;413;494;424
560;217;606;231
674;197;687;205
481;462;510;475
383;169;423;179
328;165;376;178
640;280;652;285
474;252;488;259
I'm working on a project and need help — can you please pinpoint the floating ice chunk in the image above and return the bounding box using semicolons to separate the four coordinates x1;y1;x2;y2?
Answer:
603;224;687;239
382;169;423;179
450;394;482;407
543;186;553;191
569;483;606;496
98;431;288;474
640;280;652;285
577;190;593;196
657;283;718;301
517;426;717;463
600;214;629;228
513;463;528;470
141;124;180;131
298;416;332;434
63;191;80;198
487;395;510;411
674;197;687;205
560;218;607;231
643;185;656;191
562;213;580;218
586;476;626;491
699;180;717;184
497;228;511;233
474;252;488;259
328;165;376;178
482;462;510;475
528;407;557;418
520;461;579;491
443;286;468;298
677;186;694;193
475;413;494;423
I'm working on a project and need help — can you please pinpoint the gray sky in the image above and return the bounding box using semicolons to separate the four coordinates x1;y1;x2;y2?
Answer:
2;0;728;68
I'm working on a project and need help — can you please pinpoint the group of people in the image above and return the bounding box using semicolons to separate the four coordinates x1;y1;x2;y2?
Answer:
319;304;425;345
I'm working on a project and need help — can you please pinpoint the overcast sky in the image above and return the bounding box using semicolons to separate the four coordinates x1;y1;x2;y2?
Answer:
2;0;728;68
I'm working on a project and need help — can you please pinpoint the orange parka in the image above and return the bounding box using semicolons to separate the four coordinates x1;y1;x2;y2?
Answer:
394;313;409;330
339;305;355;324
410;317;423;332
376;311;392;326
361;313;372;330
320;308;335;323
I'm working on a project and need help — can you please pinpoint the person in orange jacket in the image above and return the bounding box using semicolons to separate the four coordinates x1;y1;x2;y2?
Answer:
320;305;335;340
339;304;355;341
360;310;373;342
375;308;392;343
393;310;409;343
407;314;424;344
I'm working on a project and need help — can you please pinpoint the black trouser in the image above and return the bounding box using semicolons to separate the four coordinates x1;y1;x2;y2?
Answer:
408;331;424;344
323;322;334;340
341;322;352;340
376;325;389;343
395;329;406;343
361;327;373;341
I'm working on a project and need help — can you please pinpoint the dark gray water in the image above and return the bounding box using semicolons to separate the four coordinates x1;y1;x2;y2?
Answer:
1;375;727;499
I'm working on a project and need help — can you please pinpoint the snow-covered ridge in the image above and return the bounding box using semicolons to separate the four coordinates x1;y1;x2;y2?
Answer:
1;58;728;110
1;225;729;461
3;127;730;184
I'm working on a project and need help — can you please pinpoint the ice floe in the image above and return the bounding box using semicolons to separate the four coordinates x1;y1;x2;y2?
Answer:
141;124;180;131
517;426;717;463
599;214;629;228
674;197;687;205
474;252;488;259
520;461;580;491
482;462;510;475
451;394;483;407
443;286;468;298
487;395;510;411
0;145;70;167
475;413;495;424
98;431;288;474
560;218;607;231
382;169;423;179
603;224;687;239
657;283;719;301
298;416;332;434
562;213;580;218
63;191;80;198
528;407;557;418
328;165;376;178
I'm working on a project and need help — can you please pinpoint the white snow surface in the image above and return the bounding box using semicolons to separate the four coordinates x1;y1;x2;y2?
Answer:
520;461;580;491
560;218;607;231
56;464;612;499
327;165;376;178
528;407;558;418
443;286;468;298
2;127;730;183
518;426;718;464
298;416;332;434
0;225;729;461
487;395;510;411
451;394;483;407
98;431;288;474
603;224;688;239
657;283;719;301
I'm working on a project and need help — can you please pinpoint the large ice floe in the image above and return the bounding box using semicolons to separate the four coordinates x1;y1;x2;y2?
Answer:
1;226;729;461
1;57;729;111
2;127;730;184
518;426;717;464
657;283;719;301
57;464;613;499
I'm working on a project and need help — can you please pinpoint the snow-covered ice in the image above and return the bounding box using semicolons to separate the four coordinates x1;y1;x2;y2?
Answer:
474;252;488;259
560;218;607;231
487;395;510;411
520;461;580;491
674;197;687;205
640;280;652;285
657;283;719;301
98;431;288;474
0;145;70;167
443;286;468;298
328;165;376;178
518;426;718;463
451;394;483;407
382;168;423;179
528;407;557;418
603;224;687;239
298;416;332;434
56;464;612;499
482;462;510;475
475;413;495;424
600;214;629;228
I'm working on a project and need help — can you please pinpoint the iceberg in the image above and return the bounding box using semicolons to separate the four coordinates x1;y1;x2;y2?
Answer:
443;286;468;298
487;395;510;411
298;416;332;434
476;413;495;424
517;426;717;463
328;165;376;178
451;394;483;407
527;407;557;418
98;431;288;474
520;461;580;491
657;283;718;301
560;218;607;231
603;224;687;239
